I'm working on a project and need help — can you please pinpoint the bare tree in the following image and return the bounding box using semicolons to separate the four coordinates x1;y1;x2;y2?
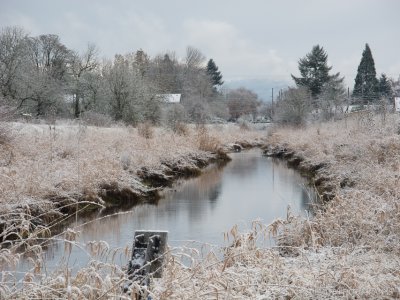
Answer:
103;55;131;121
130;73;161;124
226;88;259;121
181;46;216;122
20;34;72;116
151;52;181;93
391;75;400;97
0;26;28;101
70;43;98;118
0;25;230;123
27;34;71;80
81;68;108;114
274;87;312;125
185;46;206;70
318;79;346;121
133;49;150;79
184;95;210;124
163;103;187;132
103;53;161;124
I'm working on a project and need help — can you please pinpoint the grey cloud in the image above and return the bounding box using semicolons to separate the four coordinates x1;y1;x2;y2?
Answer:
0;0;399;87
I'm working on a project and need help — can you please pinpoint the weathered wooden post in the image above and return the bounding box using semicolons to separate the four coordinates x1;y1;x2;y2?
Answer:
127;230;168;287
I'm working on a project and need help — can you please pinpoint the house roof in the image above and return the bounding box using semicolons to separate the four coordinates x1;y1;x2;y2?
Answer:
157;94;181;103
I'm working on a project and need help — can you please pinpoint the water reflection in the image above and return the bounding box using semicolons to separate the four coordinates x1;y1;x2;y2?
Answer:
19;149;313;273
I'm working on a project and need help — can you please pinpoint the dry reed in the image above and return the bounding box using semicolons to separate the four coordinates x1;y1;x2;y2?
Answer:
0;121;268;299
9;114;399;299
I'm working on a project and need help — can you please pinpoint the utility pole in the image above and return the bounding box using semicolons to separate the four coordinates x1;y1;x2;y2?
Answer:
271;88;274;107
347;87;350;109
271;88;274;118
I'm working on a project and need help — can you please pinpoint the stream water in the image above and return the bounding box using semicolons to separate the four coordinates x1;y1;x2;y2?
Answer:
17;149;313;275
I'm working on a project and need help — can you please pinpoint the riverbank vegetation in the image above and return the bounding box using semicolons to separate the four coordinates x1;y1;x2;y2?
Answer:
3;114;400;298
0;120;266;298
0;120;265;219
145;112;400;299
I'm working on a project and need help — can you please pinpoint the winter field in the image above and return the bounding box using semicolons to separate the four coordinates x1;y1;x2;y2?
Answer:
0;120;267;298
1;113;400;298
151;112;400;299
0;121;265;208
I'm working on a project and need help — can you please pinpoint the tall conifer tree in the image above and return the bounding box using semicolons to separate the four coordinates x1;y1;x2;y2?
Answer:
292;45;342;98
353;43;378;103
206;59;223;89
378;73;392;99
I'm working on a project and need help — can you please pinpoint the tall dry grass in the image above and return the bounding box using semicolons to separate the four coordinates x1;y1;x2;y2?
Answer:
2;114;400;298
263;112;400;298
0;122;265;208
0;121;268;298
147;113;400;299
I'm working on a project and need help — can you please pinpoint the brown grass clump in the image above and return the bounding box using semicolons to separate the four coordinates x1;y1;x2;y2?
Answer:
137;121;154;139
172;121;189;136
0;104;15;146
0;123;12;146
81;111;113;127
239;119;250;131
196;125;220;152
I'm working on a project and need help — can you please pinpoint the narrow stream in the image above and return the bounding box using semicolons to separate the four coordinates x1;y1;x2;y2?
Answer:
18;149;313;275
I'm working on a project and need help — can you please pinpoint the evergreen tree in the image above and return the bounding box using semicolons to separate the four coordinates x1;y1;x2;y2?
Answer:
353;43;379;103
134;49;150;78
292;45;342;98
378;73;392;99
206;59;223;88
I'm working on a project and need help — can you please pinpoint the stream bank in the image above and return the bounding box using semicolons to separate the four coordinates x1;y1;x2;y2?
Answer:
262;145;346;203
13;146;313;281
0;140;259;244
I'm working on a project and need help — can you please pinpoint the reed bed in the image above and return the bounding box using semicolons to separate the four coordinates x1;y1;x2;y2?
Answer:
0;121;266;299
0;121;265;208
3;113;399;299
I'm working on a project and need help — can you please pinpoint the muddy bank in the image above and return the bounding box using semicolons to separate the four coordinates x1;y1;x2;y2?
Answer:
262;145;350;203
0;144;256;243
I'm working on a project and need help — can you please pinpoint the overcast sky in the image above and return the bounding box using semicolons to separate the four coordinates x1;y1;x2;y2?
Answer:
1;0;399;89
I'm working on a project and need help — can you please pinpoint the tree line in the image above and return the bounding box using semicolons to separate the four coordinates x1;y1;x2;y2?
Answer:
0;26;263;125
274;43;399;125
4;26;395;127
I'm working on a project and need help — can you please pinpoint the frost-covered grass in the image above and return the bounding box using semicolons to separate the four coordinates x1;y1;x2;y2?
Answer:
148;113;400;299
0;120;267;298
0;121;265;208
2;114;400;299
269;113;400;251
261;112;400;298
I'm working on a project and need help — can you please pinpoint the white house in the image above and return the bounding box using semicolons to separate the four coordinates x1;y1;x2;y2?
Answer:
157;94;181;104
395;97;400;112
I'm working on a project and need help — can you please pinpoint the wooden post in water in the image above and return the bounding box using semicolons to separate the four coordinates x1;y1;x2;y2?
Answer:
127;230;168;286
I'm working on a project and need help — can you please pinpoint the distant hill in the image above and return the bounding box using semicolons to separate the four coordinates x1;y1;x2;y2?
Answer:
224;78;290;102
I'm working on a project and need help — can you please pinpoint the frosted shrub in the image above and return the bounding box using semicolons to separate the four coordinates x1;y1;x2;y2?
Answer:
196;125;219;152
81;111;113;127
137;121;154;139
0;122;11;145
0;103;14;145
120;152;131;170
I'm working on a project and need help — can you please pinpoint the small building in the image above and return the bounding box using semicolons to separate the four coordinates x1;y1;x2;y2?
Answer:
157;94;181;104
395;97;400;112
